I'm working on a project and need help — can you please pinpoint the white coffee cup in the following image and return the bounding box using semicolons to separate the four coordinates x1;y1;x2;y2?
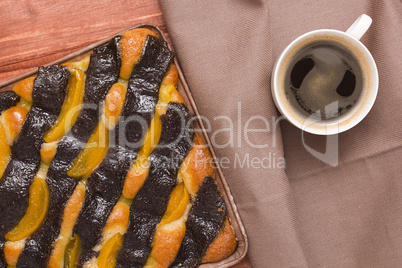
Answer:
271;14;378;135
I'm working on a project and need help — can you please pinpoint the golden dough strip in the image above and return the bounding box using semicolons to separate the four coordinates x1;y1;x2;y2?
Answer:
1;78;34;266
3;58;89;266
0;77;34;181
49;81;127;268
85;64;182;268
146;134;237;267
49;73;129;268
52;28;160;268
144;134;214;267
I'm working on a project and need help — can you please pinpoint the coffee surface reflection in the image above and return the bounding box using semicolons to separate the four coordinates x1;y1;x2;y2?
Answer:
286;42;363;120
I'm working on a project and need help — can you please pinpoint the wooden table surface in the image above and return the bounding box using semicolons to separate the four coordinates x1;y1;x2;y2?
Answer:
0;0;250;267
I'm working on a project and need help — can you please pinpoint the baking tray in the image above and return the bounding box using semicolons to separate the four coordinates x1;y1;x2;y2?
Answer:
0;23;248;268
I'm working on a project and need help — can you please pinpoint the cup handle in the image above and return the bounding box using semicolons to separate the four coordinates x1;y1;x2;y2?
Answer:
346;14;372;40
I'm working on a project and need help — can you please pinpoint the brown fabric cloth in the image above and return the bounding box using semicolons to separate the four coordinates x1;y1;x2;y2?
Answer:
159;0;402;267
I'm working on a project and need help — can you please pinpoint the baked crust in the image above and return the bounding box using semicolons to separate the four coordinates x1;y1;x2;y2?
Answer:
202;218;237;264
0;28;237;268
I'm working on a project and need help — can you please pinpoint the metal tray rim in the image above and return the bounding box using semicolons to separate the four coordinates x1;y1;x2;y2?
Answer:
0;23;249;268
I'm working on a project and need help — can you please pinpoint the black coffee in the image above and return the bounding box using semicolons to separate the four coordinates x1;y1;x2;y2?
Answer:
285;42;363;120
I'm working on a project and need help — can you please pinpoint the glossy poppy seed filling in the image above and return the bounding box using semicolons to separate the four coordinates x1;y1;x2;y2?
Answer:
0;28;236;268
